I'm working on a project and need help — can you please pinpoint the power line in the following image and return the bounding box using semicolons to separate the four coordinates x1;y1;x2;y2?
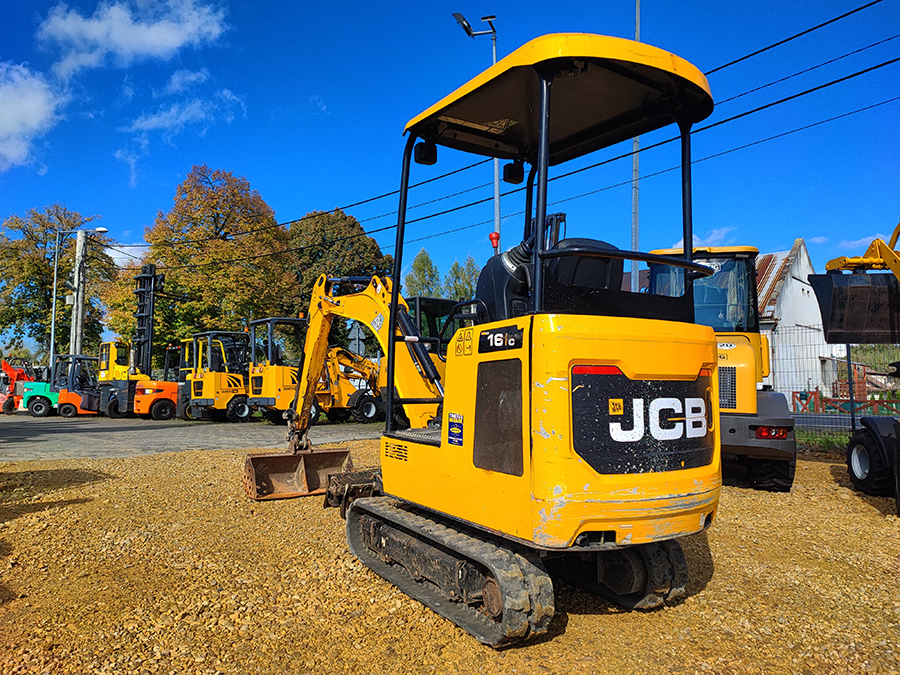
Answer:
717;34;900;105
387;95;900;249
128;94;899;269
707;0;887;74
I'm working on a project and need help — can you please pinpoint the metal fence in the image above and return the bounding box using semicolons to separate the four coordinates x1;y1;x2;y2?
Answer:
765;324;900;445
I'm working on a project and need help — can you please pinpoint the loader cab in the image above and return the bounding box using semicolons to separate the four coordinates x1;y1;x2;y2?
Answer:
248;318;308;421
98;341;130;381
250;318;307;368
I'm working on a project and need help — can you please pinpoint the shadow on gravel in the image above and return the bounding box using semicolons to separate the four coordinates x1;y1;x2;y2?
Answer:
535;531;715;644
827;464;898;517
0;468;113;508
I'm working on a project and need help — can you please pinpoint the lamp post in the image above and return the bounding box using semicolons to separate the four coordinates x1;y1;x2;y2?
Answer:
453;12;501;250
49;225;107;367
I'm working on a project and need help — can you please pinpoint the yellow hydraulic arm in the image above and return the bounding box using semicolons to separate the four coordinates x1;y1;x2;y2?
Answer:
287;274;444;452
825;221;900;279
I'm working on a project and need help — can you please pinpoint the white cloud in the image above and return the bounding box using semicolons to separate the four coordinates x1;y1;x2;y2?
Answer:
161;67;209;95
672;226;735;249
838;234;890;251
38;0;227;81
114;147;142;187
310;94;328;114
0;62;68;171
216;88;246;121
123;98;213;135
808;236;827;245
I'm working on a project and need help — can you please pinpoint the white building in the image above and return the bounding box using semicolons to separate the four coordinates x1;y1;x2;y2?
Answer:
756;238;846;401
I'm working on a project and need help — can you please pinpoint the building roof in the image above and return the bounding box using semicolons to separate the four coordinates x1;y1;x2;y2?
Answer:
756;239;805;321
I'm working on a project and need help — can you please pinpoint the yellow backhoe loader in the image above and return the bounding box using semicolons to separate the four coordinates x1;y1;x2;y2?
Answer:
252;33;722;647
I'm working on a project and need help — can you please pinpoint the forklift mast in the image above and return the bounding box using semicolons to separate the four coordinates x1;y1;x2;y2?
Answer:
131;264;165;376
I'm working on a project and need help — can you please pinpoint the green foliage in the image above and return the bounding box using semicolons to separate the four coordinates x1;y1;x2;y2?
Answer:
103;165;297;364
288;208;393;312
0;204;116;361
442;255;481;301
404;249;442;297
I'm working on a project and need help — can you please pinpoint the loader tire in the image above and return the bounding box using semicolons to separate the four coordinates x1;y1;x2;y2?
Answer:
59;403;78;418
847;430;894;496
309;402;321;425
150;399;175;421
28;397;52;418
351;394;379;423
2;397;14;414
747;457;795;492
326;409;351;423
226;396;251;423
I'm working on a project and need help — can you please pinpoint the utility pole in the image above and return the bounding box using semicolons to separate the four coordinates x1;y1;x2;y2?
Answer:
630;0;641;292
69;230;87;355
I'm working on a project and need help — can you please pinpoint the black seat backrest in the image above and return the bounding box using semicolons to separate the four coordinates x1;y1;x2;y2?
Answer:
543;238;624;314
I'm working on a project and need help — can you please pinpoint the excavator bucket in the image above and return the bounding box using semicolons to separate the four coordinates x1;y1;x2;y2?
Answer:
809;272;900;344
243;448;352;500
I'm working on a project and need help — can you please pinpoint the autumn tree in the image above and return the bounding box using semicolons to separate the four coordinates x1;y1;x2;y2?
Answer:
0;204;116;359
288;209;393;312
103;165;296;354
404;248;442;297
442;255;481;301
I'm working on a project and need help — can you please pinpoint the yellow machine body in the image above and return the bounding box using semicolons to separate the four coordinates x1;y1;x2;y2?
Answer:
190;333;250;420
381;315;719;549
98;341;142;382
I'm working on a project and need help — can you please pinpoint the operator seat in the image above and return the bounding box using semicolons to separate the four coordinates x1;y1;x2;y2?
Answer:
475;237;623;321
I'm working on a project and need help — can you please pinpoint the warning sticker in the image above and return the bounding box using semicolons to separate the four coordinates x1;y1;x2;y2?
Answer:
448;412;464;446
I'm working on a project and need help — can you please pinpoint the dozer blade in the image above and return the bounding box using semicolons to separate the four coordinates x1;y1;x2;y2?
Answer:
243;448;352;500
809;272;900;344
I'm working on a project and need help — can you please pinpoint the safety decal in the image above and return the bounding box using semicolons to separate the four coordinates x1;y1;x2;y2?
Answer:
448;412;464;446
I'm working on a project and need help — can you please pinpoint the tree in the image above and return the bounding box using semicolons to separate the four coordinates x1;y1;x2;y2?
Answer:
288;209;393;311
443;255;481;301
0;204;116;359
103;165;296;356
404;249;442;297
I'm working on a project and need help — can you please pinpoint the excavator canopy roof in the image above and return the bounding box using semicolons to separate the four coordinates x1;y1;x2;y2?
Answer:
405;33;713;165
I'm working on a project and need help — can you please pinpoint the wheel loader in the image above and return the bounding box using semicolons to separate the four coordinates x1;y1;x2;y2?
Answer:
809;221;900;515
243;275;448;499
189;331;251;422
250;33;722;646
652;246;796;491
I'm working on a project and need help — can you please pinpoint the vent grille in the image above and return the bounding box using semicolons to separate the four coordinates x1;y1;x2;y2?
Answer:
192;380;202;397
719;366;737;409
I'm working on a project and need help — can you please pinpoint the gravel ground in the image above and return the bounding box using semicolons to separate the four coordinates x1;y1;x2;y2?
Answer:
0;442;898;674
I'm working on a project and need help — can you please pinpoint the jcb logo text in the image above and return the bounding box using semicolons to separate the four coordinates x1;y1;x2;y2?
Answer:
609;397;708;442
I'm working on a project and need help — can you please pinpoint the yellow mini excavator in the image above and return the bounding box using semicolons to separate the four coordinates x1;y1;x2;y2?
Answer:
252;33;722;647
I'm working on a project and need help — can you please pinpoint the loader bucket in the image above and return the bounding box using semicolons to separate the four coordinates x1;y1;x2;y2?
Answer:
809;272;900;344
243;448;352;500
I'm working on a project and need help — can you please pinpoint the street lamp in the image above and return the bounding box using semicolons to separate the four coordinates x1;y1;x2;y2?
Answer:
49;225;108;367
453;12;501;250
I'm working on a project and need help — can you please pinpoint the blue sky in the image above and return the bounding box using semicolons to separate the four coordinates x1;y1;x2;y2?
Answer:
1;0;898;286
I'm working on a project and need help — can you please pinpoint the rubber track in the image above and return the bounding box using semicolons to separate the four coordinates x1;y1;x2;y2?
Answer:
546;540;689;610
347;497;554;648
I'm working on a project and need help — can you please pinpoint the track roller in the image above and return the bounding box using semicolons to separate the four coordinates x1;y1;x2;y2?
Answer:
347;497;554;648
545;540;688;609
